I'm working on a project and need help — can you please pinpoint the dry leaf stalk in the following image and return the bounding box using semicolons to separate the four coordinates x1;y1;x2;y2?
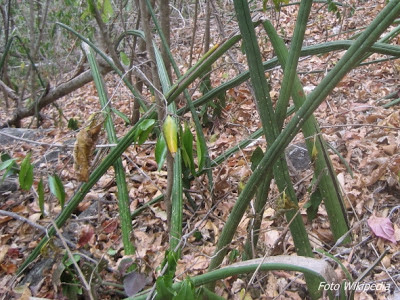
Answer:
73;112;105;182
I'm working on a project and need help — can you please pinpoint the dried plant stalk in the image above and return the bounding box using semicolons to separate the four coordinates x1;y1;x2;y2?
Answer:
73;112;105;182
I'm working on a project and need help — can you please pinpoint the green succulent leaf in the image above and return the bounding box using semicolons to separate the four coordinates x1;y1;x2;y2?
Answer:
19;153;34;191
250;146;264;171
37;178;45;216
120;51;130;66
112;108;131;125
49;174;66;208
181;123;196;176
134;119;156;145
155;134;167;171
174;277;196;300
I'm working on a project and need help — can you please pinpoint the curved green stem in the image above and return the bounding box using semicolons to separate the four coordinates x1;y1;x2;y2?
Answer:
83;42;134;254
130;256;336;300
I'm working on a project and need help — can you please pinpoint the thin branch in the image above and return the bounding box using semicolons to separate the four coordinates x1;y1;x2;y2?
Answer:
50;219;94;300
0;209;46;232
0;79;19;101
0;131;68;148
0;209;77;249
0;130;156;148
1;64;112;128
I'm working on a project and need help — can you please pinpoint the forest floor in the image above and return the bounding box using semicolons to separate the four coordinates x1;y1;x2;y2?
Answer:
1;1;400;299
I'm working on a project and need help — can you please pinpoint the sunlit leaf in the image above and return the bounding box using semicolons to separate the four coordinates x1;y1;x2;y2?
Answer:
64;253;81;267
0;156;18;182
101;0;114;23
107;248;117;256
0;158;16;171
238;181;246;194
276;189;298;212
311;138;318;163
163;116;178;156
120;51;130;66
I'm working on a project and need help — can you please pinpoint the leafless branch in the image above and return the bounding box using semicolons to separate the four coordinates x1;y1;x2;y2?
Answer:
1;64;112;128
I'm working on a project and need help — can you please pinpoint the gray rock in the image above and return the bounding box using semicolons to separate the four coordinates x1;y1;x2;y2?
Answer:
34;150;61;167
285;143;311;171
19;258;55;293
0;128;49;145
0;176;18;195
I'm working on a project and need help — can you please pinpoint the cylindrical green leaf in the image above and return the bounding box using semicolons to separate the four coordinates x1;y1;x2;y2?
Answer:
37;178;45;216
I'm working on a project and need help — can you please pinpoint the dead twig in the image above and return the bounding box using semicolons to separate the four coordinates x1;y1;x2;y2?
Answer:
50;219;95;300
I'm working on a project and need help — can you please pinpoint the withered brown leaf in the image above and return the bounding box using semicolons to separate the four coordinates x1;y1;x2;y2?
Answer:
73;112;105;182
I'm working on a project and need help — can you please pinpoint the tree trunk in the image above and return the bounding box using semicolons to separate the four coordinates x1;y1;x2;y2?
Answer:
159;0;171;81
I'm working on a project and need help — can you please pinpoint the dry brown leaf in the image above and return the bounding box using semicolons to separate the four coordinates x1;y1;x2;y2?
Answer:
149;206;167;221
181;255;209;271
285;290;303;300
1;262;17;274
354;291;374;300
13;284;32;300
0;216;12;224
102;219;119;234
382;144;396;156
264;230;280;248
77;225;95;248
367;215;396;243
393;223;400;242
0;246;9;264
266;273;278;298
363;160;389;187
73;112;105;182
